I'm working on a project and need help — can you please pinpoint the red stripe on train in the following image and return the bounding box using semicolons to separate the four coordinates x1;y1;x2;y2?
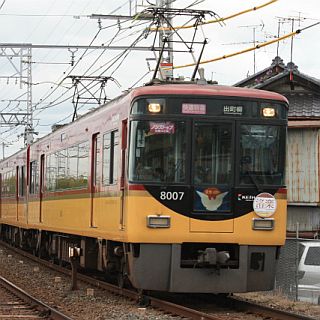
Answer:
277;188;287;194
128;184;146;191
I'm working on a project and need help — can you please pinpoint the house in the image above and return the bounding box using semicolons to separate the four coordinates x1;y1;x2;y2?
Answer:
235;56;320;238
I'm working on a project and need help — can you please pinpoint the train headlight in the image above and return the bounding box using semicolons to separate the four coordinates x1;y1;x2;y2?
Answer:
262;107;276;117
252;218;274;230
148;103;161;113
147;215;170;228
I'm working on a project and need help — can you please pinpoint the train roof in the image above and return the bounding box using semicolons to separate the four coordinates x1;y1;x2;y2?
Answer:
130;83;289;104
0;83;288;166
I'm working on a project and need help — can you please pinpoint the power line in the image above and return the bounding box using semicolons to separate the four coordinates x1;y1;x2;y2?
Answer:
0;0;6;11
168;23;319;71
149;0;278;31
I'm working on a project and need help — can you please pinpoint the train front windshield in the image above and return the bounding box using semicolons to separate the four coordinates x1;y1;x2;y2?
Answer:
239;125;284;186
129;97;287;189
129;120;187;183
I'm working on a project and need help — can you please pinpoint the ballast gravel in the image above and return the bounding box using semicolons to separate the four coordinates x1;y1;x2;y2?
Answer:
0;246;181;320
0;244;319;320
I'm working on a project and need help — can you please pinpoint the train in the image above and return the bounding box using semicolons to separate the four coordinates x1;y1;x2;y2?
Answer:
0;81;288;293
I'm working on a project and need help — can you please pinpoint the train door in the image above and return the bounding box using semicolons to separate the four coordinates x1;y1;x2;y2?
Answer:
190;120;235;233
39;154;45;223
120;120;127;230
90;133;101;228
17;165;26;222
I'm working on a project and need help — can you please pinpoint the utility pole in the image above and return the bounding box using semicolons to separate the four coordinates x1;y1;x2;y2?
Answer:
157;0;174;63
156;0;174;79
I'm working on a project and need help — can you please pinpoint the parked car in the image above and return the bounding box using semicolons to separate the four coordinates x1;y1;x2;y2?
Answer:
298;241;320;304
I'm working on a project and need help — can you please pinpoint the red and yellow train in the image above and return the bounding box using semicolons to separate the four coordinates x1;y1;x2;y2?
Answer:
0;82;288;293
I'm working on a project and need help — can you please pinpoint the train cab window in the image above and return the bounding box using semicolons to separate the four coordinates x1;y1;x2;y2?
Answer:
102;130;119;185
193;123;232;185
239;125;284;186
29;161;39;194
129;120;186;183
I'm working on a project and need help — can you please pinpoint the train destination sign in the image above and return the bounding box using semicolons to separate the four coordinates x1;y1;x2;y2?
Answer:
223;105;243;115
149;121;175;134
182;103;206;114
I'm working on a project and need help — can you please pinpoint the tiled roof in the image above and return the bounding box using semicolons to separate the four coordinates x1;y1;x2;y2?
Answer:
234;57;320;119
285;93;320;118
234;56;286;87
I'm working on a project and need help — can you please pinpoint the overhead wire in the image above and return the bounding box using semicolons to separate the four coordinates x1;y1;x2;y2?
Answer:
0;0;6;10
32;5;147;112
168;23;320;71
33;0;218;123
32;2;132;109
149;0;278;31
34;21;149;115
1;1;136;145
32;0;200;115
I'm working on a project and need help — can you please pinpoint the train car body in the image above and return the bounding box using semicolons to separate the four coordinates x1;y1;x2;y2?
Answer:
0;83;288;293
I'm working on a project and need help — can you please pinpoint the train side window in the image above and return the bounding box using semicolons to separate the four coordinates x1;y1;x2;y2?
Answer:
29;161;39;194
103;130;119;185
2;172;6;197
19;166;25;196
46;153;57;191
4;171;15;197
78;141;89;188
113;131;119;184
56;149;68;190
45;142;89;192
1;173;6;197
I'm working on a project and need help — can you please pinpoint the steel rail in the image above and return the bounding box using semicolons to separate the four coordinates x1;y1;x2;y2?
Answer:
0;276;73;320
0;240;318;320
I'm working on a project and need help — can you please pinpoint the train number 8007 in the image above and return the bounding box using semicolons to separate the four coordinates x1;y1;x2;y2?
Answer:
160;191;184;201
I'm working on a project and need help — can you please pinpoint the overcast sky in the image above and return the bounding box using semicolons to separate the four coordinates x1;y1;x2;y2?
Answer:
0;0;319;156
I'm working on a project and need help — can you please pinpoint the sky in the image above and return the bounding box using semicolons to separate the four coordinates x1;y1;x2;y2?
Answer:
0;0;319;157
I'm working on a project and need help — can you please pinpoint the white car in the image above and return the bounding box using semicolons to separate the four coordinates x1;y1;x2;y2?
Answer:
298;241;320;304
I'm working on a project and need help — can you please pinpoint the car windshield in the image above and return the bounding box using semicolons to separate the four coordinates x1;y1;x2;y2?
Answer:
239;124;284;186
305;247;320;266
129;120;186;183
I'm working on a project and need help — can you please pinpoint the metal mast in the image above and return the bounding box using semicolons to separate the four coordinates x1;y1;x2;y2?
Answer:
25;47;33;145
157;0;173;63
0;46;33;146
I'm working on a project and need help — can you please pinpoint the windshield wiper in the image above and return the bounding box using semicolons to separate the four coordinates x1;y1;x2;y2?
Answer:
246;172;263;192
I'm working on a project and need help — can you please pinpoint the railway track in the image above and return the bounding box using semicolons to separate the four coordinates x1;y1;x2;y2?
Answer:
0;275;73;320
0;240;318;320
